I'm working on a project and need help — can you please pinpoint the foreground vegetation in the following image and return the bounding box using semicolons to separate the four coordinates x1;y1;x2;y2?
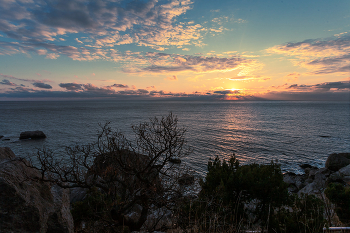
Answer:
28;113;349;232
176;156;326;232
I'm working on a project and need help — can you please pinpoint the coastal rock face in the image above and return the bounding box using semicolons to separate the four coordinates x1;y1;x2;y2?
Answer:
19;131;46;140
283;172;307;193
334;164;350;184
283;153;350;196
141;206;173;231
283;165;333;195
298;169;328;195
0;147;73;233
339;164;350;177
69;187;87;204
0;147;16;160
325;153;350;171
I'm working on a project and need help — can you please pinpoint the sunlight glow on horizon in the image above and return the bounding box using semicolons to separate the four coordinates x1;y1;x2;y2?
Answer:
0;0;349;101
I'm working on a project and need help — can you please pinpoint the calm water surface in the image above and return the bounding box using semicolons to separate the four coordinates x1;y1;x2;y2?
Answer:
0;100;349;175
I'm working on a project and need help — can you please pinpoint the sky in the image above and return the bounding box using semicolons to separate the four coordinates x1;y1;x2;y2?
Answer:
0;0;349;101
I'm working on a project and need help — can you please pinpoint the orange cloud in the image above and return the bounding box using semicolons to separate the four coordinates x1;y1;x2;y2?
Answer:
166;75;178;81
266;34;350;74
285;72;300;82
0;0;211;57
120;52;262;76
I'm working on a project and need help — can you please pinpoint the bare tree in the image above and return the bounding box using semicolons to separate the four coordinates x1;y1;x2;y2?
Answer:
26;112;192;231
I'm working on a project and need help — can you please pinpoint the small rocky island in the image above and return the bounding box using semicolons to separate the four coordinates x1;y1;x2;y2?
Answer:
19;131;46;140
0;147;349;232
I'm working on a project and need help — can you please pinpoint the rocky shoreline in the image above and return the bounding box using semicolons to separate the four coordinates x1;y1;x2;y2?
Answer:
283;153;350;196
0;147;349;232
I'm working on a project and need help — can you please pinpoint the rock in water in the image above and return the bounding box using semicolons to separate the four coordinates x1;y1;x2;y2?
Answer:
325;153;350;171
169;158;181;164
299;164;314;170
19;131;46;140
0;147;73;233
178;174;195;185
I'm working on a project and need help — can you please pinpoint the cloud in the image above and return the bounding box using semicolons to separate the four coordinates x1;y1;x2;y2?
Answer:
0;41;94;61
121;52;262;75
287;81;350;92
0;79;17;86
284;72;300;82
136;89;149;94
116;89;149;95
230;75;270;81
267;33;350;74
58;82;145;95
75;38;83;44
0;73;17;80
334;32;348;38
260;91;350;101
0;73;52;84
166;75;178;81
1;80;349;101
110;84;129;88
213;90;240;95
82;83;115;94
59;83;83;91
206;89;262;100
33;82;52;89
0;0;209;57
46;53;60;59
0;0;251;72
314;81;350;90
149;90;180;96
8;86;36;93
37;49;47;55
0;87;154;99
286;72;300;77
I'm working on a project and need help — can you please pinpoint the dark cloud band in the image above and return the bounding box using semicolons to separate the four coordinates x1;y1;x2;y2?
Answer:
33;82;52;89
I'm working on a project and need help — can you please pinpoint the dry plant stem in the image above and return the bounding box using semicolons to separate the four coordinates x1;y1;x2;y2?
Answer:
20;112;193;231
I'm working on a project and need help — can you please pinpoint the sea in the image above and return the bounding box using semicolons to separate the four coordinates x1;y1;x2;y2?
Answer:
0;100;349;176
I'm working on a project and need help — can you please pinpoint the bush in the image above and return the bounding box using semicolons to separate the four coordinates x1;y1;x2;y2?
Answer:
177;155;325;233
202;155;289;226
271;194;325;233
71;187;114;223
325;182;350;224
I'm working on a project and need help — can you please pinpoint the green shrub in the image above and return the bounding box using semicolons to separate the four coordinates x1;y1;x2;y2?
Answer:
201;155;290;226
71;187;131;232
325;182;350;224
271;194;325;233
178;155;325;232
71;187;115;224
